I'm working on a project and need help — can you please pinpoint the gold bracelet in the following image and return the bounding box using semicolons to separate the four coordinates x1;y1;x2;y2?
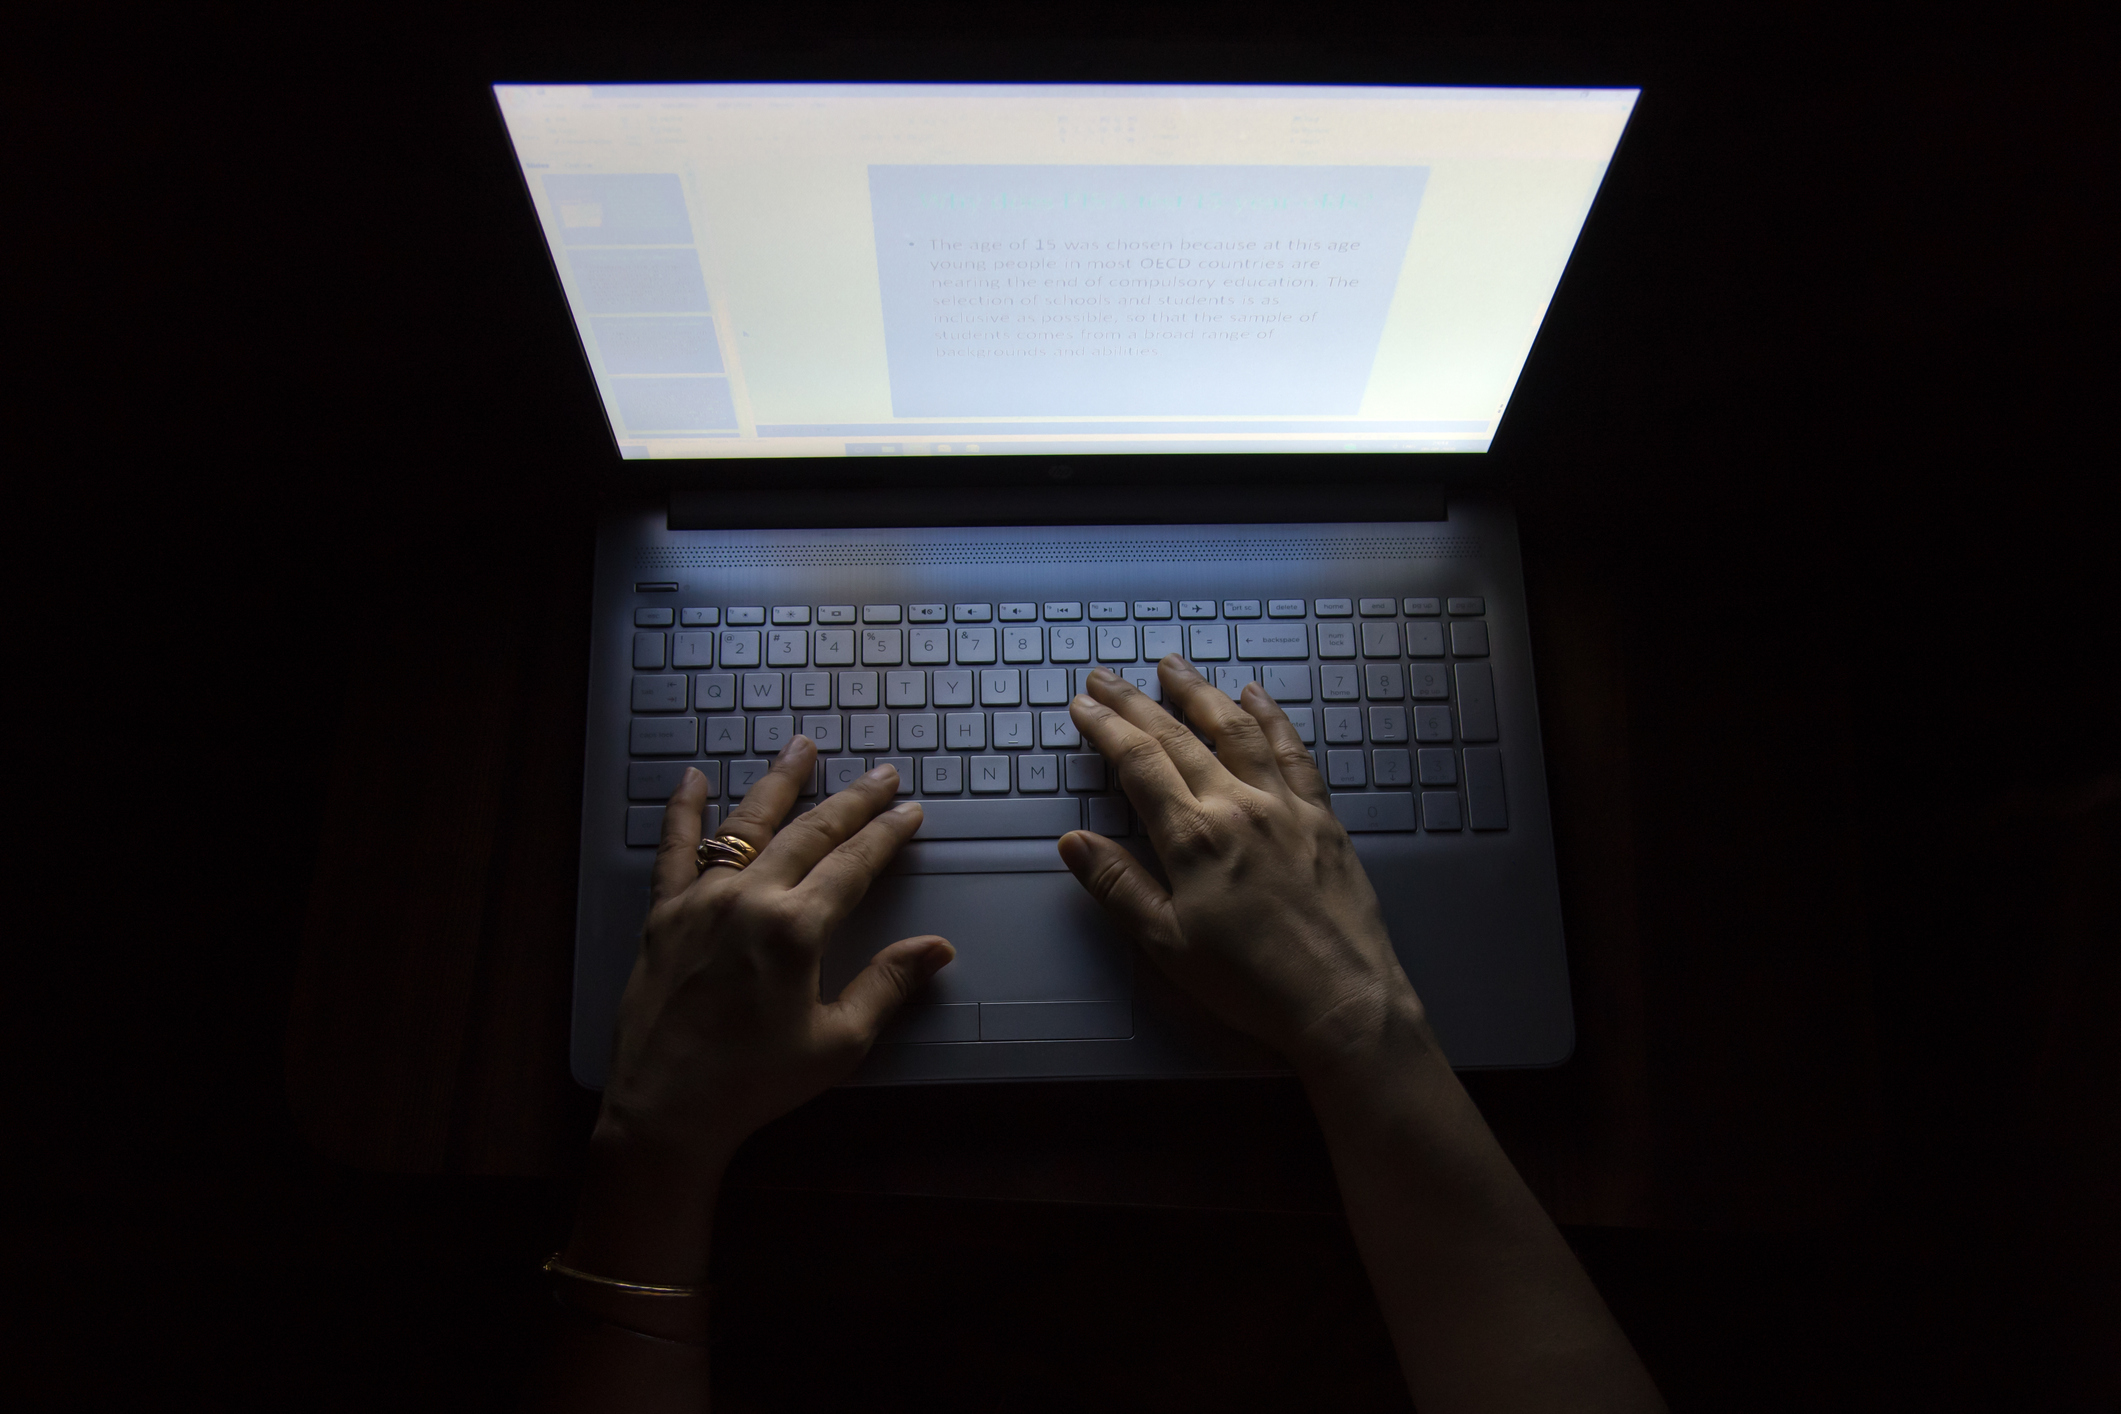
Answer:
544;1253;706;1297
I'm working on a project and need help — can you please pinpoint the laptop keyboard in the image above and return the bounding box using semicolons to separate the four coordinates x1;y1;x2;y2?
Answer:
621;596;1505;846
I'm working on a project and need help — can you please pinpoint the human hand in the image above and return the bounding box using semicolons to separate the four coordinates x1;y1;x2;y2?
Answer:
1060;658;1425;1070
598;739;954;1161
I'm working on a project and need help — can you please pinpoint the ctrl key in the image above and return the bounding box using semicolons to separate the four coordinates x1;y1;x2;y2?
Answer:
1330;792;1415;832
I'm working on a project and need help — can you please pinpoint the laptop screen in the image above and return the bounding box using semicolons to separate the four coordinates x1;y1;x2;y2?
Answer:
493;84;1636;462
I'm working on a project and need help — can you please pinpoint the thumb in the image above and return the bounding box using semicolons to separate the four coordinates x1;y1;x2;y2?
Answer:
1057;831;1184;956
829;934;954;1041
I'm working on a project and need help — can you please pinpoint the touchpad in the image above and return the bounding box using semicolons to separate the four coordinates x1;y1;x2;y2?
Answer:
819;872;1135;1042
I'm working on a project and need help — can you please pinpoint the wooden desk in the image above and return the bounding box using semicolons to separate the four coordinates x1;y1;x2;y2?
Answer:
287;508;1882;1229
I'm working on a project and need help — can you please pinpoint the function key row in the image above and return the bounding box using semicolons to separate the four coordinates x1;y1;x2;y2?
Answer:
634;596;1487;629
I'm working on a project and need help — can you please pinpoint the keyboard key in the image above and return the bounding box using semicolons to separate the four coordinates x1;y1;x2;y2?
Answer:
946;712;987;750
632;674;687;712
908;626;951;665
1365;663;1405;700
923;754;963;794
1327;749;1366;786
1368;706;1408;742
897;713;939;752
694;673;735;711
1358;598;1395;616
1284;707;1316;744
1464;748;1506;828
824;756;868;794
726;607;765;626
1140;625;1184;660
909;604;947;622
863;605;903;623
1018;754;1060;792
1316;623;1356;659
1320;664;1360;701
672;631;714;668
788;672;830;710
932;669;975;706
1268;599;1306;618
1422;791;1463;830
1361;622;1401;658
625;805;663;847
992;711;1035;748
1450;621;1491;657
802;714;843;752
1002;625;1043;663
913;797;1081;837
1409;664;1450;700
1236;623;1308;660
1188;624;1231;661
1040;710;1081;748
1372;749;1412;786
1417;748;1457;785
1403;597;1440;616
980;669;1021;706
955;626;998;664
1116;665;1162;700
771;606;811;625
813;629;855;666
718;629;761;667
633;632;666;669
703;715;746;753
886;671;927;707
1048;624;1091;662
874;756;915;794
631;717;699;755
766;630;808;666
1323;706;1363;743
1044;602;1083;621
953;603;993;622
1084;795;1129;835
1027;668;1069;705
741;672;784;710
629;759;717;801
836;671;880;708
679;607;719;627
1413;706;1454;742
1332;792;1416;832
1314;598;1353;617
1447;597;1485;616
753;715;794;753
1088;601;1126;620
635;607;675;627
999;603;1036;621
1096;625;1138;662
1065;753;1106;791
1261;664;1312;702
1213;665;1256;700
1179;600;1216;619
1133;600;1173;619
967;755;1012;793
729;758;770;794
849;713;892;752
818;606;856;624
1223;599;1262;618
1455;664;1499;740
1404;622;1444;658
861;629;904;665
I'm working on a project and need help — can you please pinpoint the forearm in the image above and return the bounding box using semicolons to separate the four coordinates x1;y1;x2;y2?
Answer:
524;1118;734;1412
1297;1001;1663;1414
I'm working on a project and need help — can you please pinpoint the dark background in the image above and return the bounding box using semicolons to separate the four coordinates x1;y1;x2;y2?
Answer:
18;2;2117;1408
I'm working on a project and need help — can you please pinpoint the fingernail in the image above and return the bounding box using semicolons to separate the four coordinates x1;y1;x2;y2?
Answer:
775;739;799;764
866;762;896;780
1072;694;1094;710
890;801;921;815
1088;666;1115;681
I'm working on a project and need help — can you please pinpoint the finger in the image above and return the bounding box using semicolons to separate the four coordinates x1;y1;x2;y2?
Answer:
796;800;927;918
1158;656;1289;796
1238;681;1332;809
827;935;956;1044
713;736;816;857
1057;831;1184;956
749;760;904;888
651;766;714;906
1071;676;1199;837
1085;661;1226;797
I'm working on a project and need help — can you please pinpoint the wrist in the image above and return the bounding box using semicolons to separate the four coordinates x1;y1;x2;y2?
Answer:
1286;978;1439;1097
562;1114;734;1291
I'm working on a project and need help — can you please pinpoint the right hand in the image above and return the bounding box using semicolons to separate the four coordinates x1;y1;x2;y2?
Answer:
1060;658;1427;1068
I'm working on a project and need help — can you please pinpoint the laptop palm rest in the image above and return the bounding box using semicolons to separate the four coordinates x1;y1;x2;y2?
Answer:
819;867;1136;1044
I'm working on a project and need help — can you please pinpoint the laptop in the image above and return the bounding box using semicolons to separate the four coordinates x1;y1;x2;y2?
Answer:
489;82;1638;1088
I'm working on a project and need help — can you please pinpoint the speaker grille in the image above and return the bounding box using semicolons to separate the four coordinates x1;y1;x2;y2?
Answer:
638;535;1476;570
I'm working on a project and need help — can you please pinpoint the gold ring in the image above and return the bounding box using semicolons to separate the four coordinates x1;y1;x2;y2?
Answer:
695;833;758;874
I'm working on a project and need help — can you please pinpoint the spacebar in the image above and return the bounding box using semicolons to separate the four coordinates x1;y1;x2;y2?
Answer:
911;798;1082;839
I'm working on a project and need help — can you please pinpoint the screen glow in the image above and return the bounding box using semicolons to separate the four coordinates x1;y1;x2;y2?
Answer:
493;84;1636;459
